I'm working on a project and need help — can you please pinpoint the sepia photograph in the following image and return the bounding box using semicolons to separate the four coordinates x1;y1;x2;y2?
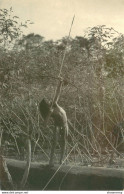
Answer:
0;0;124;192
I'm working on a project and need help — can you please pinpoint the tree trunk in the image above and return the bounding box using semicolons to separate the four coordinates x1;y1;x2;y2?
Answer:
6;158;124;190
0;148;14;190
20;138;31;189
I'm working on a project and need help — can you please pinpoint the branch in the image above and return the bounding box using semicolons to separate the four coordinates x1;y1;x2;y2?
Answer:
0;148;14;190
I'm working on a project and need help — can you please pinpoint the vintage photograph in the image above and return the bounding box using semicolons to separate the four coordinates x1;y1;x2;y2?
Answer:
0;0;124;191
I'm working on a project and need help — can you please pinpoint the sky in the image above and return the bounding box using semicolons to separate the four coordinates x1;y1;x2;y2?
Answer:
1;0;124;40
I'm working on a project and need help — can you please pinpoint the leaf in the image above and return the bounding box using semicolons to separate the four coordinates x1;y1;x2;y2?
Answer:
107;42;113;45
13;21;18;24
13;16;19;19
21;24;27;28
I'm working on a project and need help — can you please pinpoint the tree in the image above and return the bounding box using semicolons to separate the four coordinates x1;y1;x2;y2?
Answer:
105;34;124;77
16;33;44;50
0;7;31;49
0;7;32;189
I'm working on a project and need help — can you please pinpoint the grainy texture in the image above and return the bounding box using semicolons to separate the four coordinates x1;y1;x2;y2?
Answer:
6;158;124;190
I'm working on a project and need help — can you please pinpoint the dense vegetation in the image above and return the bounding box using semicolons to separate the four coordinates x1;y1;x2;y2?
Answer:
0;8;124;165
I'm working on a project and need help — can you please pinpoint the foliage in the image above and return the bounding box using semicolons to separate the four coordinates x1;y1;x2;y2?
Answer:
0;9;124;165
0;7;32;49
